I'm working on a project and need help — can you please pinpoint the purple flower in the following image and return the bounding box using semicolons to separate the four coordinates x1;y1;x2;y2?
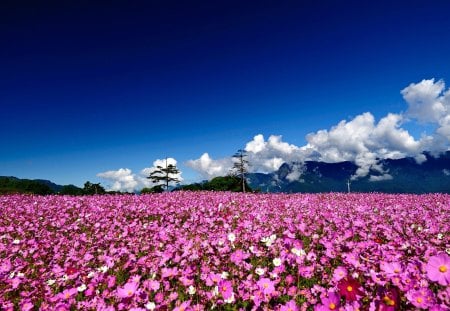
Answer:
280;300;298;311
117;281;139;298
426;253;450;286
257;277;275;295
318;291;340;310
218;280;233;299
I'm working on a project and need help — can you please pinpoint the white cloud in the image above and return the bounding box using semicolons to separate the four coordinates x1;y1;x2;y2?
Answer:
185;153;232;179
184;79;450;181
402;79;448;124
98;158;183;192
443;169;450;176
97;168;147;192
369;174;393;182
402;78;450;146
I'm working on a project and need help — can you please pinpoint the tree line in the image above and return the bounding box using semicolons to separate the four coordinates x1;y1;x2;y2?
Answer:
0;149;252;195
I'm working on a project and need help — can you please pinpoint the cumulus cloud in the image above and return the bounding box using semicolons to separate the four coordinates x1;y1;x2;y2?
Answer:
186;78;450;182
402;78;450;151
98;158;182;192
185;153;233;179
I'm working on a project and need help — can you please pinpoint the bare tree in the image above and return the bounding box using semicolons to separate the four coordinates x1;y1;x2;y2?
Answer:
230;149;249;192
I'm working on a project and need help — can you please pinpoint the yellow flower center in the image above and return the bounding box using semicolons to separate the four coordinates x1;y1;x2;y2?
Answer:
263;283;268;288
127;290;133;296
347;285;353;292
439;265;448;273
383;296;395;306
417;297;423;304
394;268;400;273
329;302;336;310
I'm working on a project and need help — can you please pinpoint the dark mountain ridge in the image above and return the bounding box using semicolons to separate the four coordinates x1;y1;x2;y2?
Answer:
247;151;450;193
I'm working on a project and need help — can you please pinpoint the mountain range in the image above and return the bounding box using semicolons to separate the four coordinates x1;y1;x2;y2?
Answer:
247;151;450;193
2;151;449;194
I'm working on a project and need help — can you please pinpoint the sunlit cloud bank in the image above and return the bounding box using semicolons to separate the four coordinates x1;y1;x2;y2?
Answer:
97;158;182;192
187;78;450;181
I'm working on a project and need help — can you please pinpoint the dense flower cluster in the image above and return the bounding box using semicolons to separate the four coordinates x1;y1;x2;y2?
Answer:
0;192;449;310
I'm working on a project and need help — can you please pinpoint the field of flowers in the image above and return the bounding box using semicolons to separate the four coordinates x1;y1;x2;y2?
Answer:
0;192;449;310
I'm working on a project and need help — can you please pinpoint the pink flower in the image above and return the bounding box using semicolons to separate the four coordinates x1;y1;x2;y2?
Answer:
149;279;160;291
407;288;435;309
218;280;233;299
173;300;191;311
230;249;245;265
0;259;12;274
58;288;77;300
426;253;450;286
332;266;348;282
117;281;139;298
20;301;34;311
318;291;340;310
380;261;403;277
257;277;275;295
280;300;298;311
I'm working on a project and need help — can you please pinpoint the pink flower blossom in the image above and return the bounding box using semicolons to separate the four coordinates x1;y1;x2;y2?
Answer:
426;253;450;286
218;280;233;299
117;281;139;298
280;300;298;311
257;277;275;295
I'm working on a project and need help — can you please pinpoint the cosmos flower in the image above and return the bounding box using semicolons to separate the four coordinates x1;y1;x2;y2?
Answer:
318;291;341;310
218;280;233;300
337;277;363;302
117;281;139;299
257;277;275;295
426;253;450;286
280;300;298;311
378;287;400;311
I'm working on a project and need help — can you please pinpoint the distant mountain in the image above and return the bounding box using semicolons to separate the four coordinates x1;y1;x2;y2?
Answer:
0;176;82;195
247;151;450;194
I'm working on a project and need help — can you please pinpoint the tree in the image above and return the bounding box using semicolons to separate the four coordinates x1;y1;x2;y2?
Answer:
230;149;249;193
140;185;164;194
60;184;84;195
147;158;180;191
83;181;106;195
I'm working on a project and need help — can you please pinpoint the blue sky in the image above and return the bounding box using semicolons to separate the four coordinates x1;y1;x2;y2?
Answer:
1;1;450;190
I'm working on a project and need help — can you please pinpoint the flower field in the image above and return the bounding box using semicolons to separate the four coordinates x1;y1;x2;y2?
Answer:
1;192;449;310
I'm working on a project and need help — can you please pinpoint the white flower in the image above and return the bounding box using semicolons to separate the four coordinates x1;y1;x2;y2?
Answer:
221;271;229;279
97;265;109;273
212;286;219;297
12;239;21;245
227;233;236;243
87;271;95;278
188;285;196;295
17;272;24;278
291;247;306;257
9;272;15;279
77;284;87;292
446;248;450;255
437;233;443;240
273;258;282;267
218;239;224;246
270;234;277;241
255;267;265;276
61;275;68;281
46;279;56;286
224;292;235;303
145;302;156;310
